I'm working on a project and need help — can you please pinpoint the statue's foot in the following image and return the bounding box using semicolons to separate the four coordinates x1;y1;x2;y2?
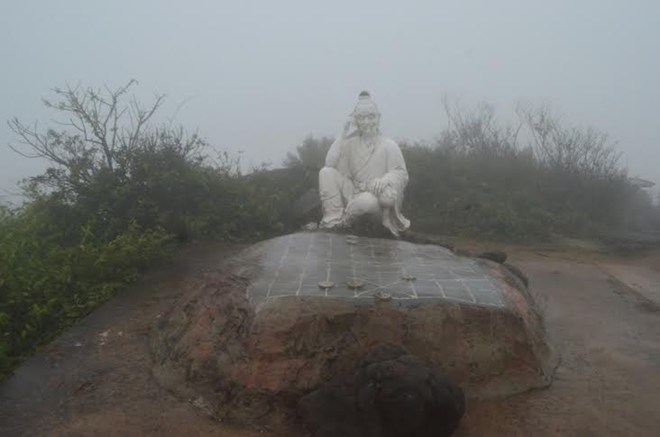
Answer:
382;212;400;238
302;222;319;231
319;220;339;230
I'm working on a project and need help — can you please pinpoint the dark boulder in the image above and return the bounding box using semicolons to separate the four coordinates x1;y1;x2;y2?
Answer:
299;344;465;437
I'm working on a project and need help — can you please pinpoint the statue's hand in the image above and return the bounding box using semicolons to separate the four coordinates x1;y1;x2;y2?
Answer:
342;115;354;137
369;178;387;196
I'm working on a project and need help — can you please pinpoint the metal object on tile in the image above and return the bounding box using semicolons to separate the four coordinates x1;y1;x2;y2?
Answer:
347;279;365;289
375;290;392;301
318;281;335;290
346;235;359;245
248;232;506;307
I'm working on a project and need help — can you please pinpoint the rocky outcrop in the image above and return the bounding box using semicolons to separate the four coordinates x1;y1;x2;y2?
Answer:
477;250;507;264
150;232;555;431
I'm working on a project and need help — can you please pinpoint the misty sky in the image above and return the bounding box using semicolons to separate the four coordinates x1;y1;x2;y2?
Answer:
1;1;659;201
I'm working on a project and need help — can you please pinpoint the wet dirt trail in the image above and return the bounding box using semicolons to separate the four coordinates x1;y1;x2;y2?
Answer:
1;244;659;436
0;243;257;437
458;254;660;436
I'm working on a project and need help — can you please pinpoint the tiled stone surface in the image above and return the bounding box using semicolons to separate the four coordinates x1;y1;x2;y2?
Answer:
244;232;505;307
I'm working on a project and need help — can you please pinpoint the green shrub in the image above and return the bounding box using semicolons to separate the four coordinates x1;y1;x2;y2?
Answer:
1;82;293;378
0;210;173;376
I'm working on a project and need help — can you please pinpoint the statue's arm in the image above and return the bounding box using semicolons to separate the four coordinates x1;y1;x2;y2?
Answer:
382;141;409;186
368;140;408;197
324;137;343;168
325;118;353;168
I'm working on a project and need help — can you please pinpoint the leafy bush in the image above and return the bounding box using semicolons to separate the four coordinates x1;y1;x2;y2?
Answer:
0;82;292;378
0;210;173;375
283;135;333;173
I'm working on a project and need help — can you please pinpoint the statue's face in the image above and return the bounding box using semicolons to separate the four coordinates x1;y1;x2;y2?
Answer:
354;110;380;135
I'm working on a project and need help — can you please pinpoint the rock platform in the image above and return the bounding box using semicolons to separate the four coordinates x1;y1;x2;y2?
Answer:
151;232;555;427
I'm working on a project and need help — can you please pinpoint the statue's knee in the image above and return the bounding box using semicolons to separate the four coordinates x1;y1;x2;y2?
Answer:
319;166;337;179
319;167;335;191
346;192;380;217
378;195;395;209
378;187;396;208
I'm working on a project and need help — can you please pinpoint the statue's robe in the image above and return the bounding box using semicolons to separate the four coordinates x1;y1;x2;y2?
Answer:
319;133;410;235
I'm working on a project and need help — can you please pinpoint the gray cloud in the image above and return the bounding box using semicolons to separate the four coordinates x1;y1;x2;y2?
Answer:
2;0;659;199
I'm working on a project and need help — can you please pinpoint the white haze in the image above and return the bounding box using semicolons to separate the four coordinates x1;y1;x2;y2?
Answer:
1;1;659;202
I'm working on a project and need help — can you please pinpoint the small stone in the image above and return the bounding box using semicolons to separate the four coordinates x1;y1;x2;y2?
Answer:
318;280;335;290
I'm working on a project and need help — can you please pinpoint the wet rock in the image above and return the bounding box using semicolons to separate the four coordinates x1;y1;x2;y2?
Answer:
478;250;507;264
401;230;454;252
299;344;465;437
503;262;529;288
151;232;555;431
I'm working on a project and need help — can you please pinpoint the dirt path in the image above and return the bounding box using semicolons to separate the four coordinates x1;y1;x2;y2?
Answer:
0;243;262;437
1;243;659;436
458;254;660;436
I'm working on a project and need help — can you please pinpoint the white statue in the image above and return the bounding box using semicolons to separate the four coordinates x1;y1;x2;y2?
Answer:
319;91;410;236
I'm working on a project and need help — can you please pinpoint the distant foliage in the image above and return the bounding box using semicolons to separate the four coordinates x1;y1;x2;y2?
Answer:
287;101;643;241
284;135;333;172
403;100;634;240
518;104;624;180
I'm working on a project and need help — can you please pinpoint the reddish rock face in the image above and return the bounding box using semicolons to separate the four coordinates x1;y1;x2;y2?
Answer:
151;233;556;428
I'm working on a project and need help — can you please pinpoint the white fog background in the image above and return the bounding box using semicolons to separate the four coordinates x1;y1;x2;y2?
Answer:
1;1;659;202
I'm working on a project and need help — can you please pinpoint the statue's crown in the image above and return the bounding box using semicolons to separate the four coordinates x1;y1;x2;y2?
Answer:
354;90;379;115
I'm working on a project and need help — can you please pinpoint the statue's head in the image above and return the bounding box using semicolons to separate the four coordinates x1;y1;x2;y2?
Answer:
352;91;380;137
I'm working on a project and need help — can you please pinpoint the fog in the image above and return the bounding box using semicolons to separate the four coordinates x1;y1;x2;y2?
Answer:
1;0;659;201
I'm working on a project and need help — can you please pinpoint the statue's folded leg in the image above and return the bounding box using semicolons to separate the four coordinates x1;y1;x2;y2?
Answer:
319;167;354;228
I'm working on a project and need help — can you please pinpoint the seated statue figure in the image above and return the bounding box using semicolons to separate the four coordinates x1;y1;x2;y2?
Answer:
319;91;410;236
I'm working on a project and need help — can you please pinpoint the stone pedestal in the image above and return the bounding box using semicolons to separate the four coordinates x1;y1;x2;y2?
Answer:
151;232;555;427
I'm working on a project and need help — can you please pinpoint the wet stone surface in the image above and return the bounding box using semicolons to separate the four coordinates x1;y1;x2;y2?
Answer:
242;232;505;307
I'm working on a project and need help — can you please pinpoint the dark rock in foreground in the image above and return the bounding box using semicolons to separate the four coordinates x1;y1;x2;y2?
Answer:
299;344;465;437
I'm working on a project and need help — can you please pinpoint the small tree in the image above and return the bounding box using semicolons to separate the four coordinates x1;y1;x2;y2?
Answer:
7;81;222;240
439;96;523;157
8;80;204;199
517;104;624;180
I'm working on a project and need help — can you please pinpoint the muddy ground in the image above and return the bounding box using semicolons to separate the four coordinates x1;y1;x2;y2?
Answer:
1;241;659;436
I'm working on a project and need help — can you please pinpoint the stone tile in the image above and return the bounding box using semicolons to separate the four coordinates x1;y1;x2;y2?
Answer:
247;232;506;308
